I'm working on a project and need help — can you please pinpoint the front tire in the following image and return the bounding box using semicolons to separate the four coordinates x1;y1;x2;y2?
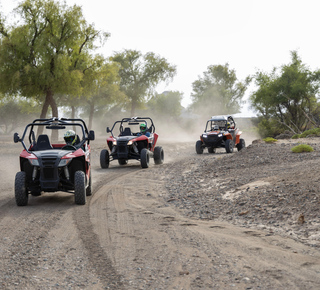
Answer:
196;140;203;154
140;148;149;168
154;146;164;164
236;138;245;151
74;171;86;205
15;171;28;206
100;149;109;168
225;139;234;153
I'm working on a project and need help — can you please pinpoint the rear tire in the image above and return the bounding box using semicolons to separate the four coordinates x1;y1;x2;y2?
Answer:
196;140;203;154
154;146;164;164
236;138;245;151
15;171;28;206
100;149;109;168
208;147;216;154
118;159;128;165
140;148;149;168
74;171;86;205
225;139;234;153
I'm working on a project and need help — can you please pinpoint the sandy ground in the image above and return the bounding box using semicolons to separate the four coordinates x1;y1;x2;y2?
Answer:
0;134;319;289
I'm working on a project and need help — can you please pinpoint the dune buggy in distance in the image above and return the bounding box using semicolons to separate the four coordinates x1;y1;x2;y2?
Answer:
100;117;164;168
196;115;245;154
13;118;95;206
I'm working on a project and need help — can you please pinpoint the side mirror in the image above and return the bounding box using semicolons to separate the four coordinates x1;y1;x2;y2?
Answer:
106;127;111;133
88;130;95;141
13;132;20;143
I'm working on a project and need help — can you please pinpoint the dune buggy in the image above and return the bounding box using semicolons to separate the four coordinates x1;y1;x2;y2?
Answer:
196;115;245;154
13;117;95;206
100;117;164;168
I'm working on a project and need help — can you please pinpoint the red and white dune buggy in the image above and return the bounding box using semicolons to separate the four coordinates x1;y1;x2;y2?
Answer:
100;117;164;168
13;118;95;206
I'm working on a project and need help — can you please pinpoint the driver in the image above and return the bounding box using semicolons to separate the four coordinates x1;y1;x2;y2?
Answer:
64;130;79;146
137;123;150;137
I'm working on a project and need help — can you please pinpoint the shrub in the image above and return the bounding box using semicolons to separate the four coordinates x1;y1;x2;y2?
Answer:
263;137;277;143
291;144;314;153
291;134;300;139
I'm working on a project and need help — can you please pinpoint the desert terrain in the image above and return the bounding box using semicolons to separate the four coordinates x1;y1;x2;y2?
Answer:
0;133;320;289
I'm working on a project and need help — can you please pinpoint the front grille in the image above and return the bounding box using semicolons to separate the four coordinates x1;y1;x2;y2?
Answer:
43;168;55;179
41;156;58;180
204;135;222;146
117;141;128;158
42;157;57;166
207;135;219;141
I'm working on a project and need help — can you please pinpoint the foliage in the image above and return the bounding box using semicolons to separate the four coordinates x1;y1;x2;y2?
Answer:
0;0;110;120
291;144;314;153
111;49;176;116
0;95;40;133
291;128;320;139
250;51;320;135
255;117;285;138
263;137;277;143
79;58;125;129
147;91;183;119
190;63;251;117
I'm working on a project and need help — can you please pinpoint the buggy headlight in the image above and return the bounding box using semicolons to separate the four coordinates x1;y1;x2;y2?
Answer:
29;158;39;166
218;134;222;137
113;140;117;145
202;134;207;138
127;140;133;145
58;158;72;167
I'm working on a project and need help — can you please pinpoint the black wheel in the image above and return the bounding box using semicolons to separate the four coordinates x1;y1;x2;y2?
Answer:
118;159;128;165
15;171;28;206
100;149;109;168
140;148;149;168
74;171;86;205
86;170;92;196
208;147;216;154
196;140;203;154
154;146;164;164
225;139;234;153
236;138;245;151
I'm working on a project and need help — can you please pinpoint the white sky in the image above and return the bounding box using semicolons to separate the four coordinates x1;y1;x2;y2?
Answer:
1;0;320;116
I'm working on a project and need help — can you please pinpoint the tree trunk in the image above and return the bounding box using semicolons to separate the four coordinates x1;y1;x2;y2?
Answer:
88;101;95;130
37;94;51;136
71;106;76;131
71;106;76;119
130;99;137;116
46;89;59;141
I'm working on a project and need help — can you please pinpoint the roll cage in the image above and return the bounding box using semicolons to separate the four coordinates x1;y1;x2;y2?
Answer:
205;115;236;132
14;117;94;153
107;117;156;137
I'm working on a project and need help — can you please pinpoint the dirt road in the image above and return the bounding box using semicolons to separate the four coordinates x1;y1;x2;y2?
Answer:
0;137;320;289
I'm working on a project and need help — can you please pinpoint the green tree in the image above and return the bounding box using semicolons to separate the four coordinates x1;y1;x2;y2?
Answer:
147;91;183;119
190;63;250;117
80;58;126;129
250;51;320;135
0;95;40;133
111;49;177;116
0;0;109;120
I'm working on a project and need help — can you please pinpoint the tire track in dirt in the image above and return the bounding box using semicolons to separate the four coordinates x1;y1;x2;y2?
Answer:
0;197;70;288
73;167;142;289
